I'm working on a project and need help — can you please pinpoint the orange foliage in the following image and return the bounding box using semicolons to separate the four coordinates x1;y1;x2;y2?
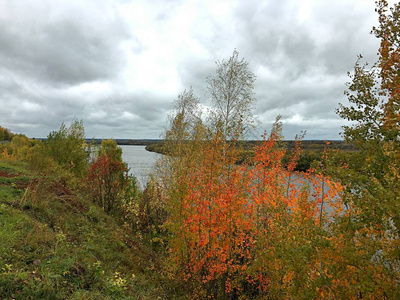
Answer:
167;129;344;298
87;154;128;213
1;147;13;160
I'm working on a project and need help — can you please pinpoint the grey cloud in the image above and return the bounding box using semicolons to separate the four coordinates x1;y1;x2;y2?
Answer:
3;94;170;139
177;59;215;99
223;0;380;138
95;93;170;122
315;6;380;75
234;1;317;73
0;0;384;140
0;6;131;87
0;0;138;137
78;92;171;138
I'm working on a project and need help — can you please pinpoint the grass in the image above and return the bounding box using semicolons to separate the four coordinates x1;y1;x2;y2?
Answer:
0;159;172;299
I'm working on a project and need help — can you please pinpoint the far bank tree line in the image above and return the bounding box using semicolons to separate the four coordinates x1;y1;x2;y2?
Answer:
146;139;357;172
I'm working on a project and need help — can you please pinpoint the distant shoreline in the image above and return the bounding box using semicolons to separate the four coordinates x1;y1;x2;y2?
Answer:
30;138;356;152
143;140;356;152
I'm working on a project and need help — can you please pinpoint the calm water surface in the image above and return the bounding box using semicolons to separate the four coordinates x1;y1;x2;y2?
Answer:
120;145;160;188
119;146;338;212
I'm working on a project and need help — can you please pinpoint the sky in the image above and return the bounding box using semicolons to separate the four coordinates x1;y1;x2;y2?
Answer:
0;0;389;140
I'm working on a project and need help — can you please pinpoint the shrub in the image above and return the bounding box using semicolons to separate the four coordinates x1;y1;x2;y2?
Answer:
87;140;128;213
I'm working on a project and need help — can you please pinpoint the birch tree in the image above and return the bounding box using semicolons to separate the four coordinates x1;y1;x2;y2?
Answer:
207;50;257;140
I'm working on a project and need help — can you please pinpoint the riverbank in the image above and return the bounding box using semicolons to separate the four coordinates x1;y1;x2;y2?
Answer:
145;140;357;172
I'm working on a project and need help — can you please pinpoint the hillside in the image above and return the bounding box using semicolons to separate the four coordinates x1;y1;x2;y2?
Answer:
0;159;172;299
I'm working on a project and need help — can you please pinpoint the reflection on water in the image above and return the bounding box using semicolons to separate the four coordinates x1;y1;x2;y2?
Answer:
120;145;160;188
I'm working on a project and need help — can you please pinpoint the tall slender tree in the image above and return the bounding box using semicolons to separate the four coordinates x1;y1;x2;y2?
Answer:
207;50;257;140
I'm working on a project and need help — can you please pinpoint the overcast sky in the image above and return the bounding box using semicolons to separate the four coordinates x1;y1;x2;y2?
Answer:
0;0;389;140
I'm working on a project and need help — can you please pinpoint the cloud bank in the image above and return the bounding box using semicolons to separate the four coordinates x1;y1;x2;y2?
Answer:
0;0;384;139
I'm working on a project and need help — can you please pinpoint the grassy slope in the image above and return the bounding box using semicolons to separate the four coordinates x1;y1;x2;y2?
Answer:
0;160;170;299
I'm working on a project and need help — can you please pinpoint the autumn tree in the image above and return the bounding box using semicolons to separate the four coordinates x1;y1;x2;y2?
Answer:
97;138;123;163
87;139;128;213
163;88;204;155
373;0;400;136
10;134;31;159
157;88;204;233
153;46;370;299
0;126;13;141
336;0;400;233
140;176;165;238
43;119;90;177
331;0;400;297
207;50;257;140
162;112;343;298
158;88;205;213
159;53;265;298
160;53;337;298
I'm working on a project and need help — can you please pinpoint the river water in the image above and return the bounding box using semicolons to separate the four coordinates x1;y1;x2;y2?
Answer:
119;146;338;212
120;145;160;188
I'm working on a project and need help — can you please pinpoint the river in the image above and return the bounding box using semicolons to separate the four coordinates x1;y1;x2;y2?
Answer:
119;146;338;210
120;145;160;188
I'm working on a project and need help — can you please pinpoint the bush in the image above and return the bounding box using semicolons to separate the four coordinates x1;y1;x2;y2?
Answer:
87;140;128;213
43;120;90;178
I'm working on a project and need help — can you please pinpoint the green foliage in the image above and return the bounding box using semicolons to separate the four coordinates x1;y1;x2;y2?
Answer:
0;159;169;299
121;175;143;231
328;1;400;297
0;126;13;141
335;1;400;231
0;129;33;160
27;143;61;176
141;176;165;236
338;57;385;142
43;119;90;178
97;139;123;163
282;150;322;172
145;143;165;154
10;134;32;159
0;126;185;298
